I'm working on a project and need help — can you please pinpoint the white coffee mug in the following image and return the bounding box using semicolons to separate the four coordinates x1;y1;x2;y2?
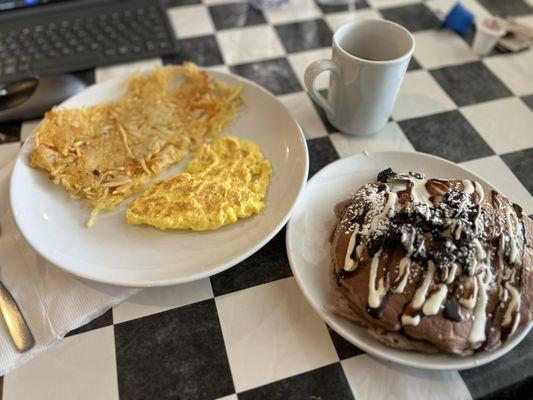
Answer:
304;19;414;136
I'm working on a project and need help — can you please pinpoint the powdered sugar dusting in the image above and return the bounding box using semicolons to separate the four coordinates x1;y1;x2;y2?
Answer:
334;168;526;344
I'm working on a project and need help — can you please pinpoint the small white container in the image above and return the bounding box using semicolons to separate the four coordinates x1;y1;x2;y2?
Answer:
473;17;506;55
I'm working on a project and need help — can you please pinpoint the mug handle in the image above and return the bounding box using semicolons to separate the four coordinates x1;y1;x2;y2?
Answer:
304;60;340;120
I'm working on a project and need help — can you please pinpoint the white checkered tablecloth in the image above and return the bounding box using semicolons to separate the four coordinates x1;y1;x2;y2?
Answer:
1;0;533;399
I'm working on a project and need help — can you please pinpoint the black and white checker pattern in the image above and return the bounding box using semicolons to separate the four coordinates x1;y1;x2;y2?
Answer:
1;0;533;398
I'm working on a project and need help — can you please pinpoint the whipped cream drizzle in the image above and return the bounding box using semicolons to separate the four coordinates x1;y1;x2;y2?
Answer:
423;283;448;316
462;179;475;197
402;261;436;326
505;206;519;264
474;181;485;203
337;169;527;346
393;257;411;294
468;267;492;343
344;224;359;271
411;179;433;208
502;282;521;336
393;228;416;293
446;263;458;285
460;276;478;309
368;250;387;308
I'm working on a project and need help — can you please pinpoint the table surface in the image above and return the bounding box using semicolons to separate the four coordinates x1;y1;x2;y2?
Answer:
1;0;533;399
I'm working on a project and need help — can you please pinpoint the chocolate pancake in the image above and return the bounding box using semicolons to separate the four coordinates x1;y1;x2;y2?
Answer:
329;169;533;355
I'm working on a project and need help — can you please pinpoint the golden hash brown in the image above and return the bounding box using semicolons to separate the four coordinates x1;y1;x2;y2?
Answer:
29;63;243;226
126;136;271;231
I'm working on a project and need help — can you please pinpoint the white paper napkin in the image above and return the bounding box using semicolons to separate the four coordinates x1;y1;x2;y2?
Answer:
0;162;139;376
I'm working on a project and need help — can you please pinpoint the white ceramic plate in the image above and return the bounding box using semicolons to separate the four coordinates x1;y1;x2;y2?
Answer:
10;70;308;287
286;151;532;370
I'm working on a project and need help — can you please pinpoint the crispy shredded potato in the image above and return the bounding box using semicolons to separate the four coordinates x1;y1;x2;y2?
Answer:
29;63;243;226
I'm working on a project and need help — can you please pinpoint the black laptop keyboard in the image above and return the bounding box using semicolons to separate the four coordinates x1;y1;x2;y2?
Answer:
0;2;177;82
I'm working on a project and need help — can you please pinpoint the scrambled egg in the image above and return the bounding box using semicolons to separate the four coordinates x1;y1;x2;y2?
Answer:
126;136;271;231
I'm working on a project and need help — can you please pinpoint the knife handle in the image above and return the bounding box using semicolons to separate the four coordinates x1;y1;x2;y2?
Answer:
0;280;35;353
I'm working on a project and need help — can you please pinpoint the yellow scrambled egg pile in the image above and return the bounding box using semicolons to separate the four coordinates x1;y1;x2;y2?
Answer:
126;136;271;231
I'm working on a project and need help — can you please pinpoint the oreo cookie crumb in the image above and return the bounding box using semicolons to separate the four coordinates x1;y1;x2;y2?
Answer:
377;168;396;183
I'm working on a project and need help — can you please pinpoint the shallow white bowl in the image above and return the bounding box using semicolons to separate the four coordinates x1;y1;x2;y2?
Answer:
11;70;309;287
286;151;531;370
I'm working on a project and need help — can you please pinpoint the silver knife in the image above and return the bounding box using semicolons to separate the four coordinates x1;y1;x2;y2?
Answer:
0;279;35;353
